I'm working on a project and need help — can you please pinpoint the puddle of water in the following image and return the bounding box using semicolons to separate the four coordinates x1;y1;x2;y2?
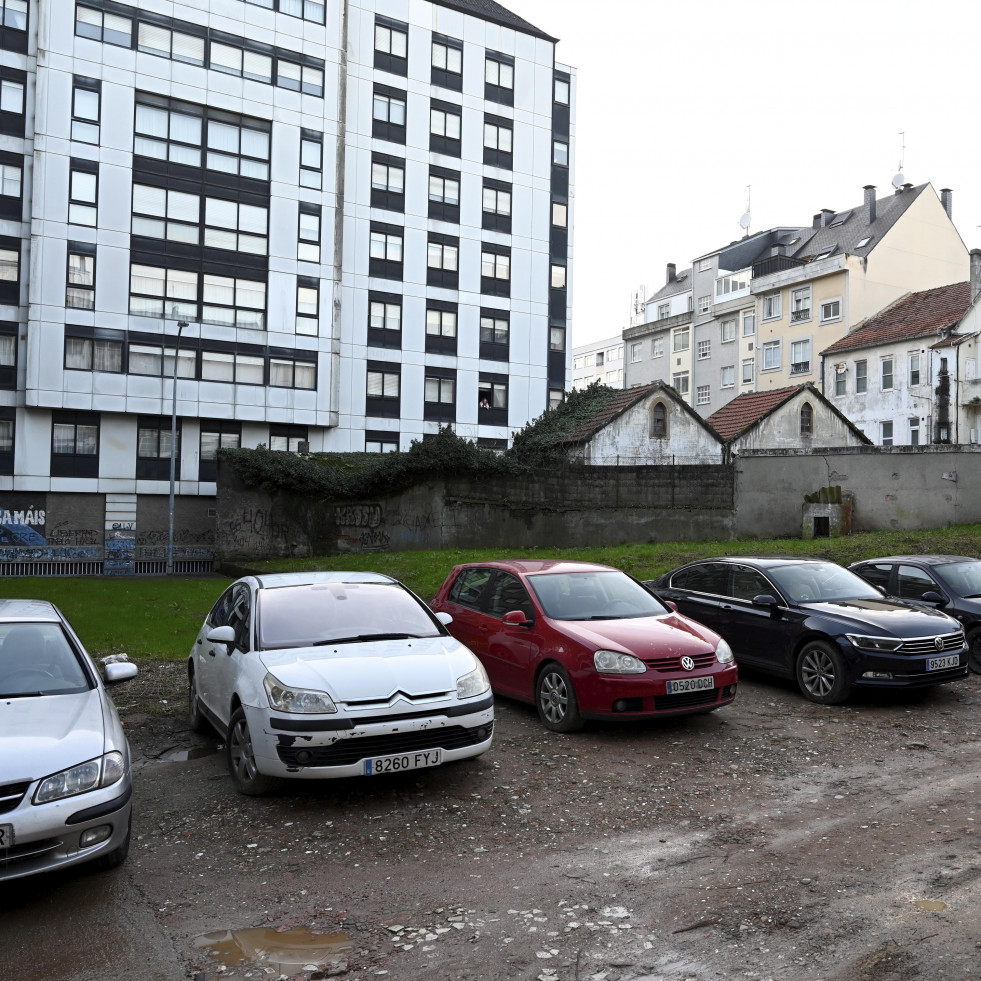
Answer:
160;745;219;762
914;899;948;912
194;926;352;973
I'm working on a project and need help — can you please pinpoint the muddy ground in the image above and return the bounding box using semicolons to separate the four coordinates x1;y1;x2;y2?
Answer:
11;663;981;981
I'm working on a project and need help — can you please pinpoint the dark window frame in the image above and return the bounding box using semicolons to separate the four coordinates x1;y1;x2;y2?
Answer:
483;113;513;169
68;158;99;227
199;418;241;482
373;15;408;76
297;202;321;263
51;409;100;479
136;414;182;481
424;364;457;422
484;51;514;106
71;75;101;144
431;33;463;92
66;241;97;312
367;290;402;350
366;359;401;419
427;232;459;289
372;84;407;144
479;308;509;361
370;151;405;212
425;298;457;355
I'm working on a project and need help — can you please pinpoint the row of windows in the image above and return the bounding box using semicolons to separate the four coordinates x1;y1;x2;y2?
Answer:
833;353;928;397
366;364;510;423
760;288;842;326
75;4;325;97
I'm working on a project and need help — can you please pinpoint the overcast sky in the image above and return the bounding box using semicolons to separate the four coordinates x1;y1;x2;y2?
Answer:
507;0;981;347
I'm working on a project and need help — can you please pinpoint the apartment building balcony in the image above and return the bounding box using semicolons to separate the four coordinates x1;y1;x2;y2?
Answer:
623;309;692;341
752;255;806;278
790;308;811;323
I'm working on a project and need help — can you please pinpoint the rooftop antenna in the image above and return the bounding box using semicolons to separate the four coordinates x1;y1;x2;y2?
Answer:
738;185;751;237
891;132;905;189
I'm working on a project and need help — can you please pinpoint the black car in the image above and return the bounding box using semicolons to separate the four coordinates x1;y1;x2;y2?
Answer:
849;555;981;674
646;557;968;704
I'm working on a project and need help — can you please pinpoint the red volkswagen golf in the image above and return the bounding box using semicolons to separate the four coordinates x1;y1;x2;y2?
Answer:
431;560;738;732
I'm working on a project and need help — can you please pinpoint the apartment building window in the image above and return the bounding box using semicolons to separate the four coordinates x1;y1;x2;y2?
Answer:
484;52;514;106
480;310;509;361
552;201;567;227
51;410;99;478
269;424;308;452
129;342;195;377
909;352;921;386
548;389;563;410
374;16;407;75
478;374;508;424
741;358;754;385
199;419;240;482
269;357;315;389
721;365;735;389
721;319;735;343
0;0;26;31
366;361;400;418
697;295;710;315
71;77;100;144
202;274;265;329
800;403;813;437
696;385;710;406
552;139;568;166
430;100;462;156
298;205;321;263
296;278;319;336
211;42;271;82
371;152;405;212
481;244;510;297
0;407;12;474
369;222;403;280
549;325;565;352
0;153;21;219
201;350;263;384
299;131;323;189
630;341;642;363
132;183;200;244
368;292;401;349
64;333;123;372
431;35;463;91
821;298;842;324
482;180;511;233
673;326;690;353
428;166;460;223
909;417;920;446
880;421;893;446
761;292;781;321
881;357;894;391
672;371;690;396
484;116;513;169
75;5;132;46
0;236;17;304
856;359;868;393
425;301;457;355
66;245;96;310
790;287;811;323
790;339;811;375
0;71;24;135
424;368;456;422
365;430;398;453
427;234;459;289
697;339;711;360
652;337;664;358
136;415;180;481
205;197;268;254
655;303;669;320
743;311;756;335
69;160;98;226
276;61;324;96
137;22;204;64
550;264;567;290
0;326;13;391
762;340;781;371
372;86;407;144
554;77;570;105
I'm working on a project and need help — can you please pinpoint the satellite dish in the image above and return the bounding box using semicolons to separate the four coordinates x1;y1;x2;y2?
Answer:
739;212;751;230
891;172;904;189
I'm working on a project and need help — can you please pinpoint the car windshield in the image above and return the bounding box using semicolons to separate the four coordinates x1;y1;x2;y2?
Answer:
767;562;882;604
257;582;444;650
528;570;668;621
0;622;91;697
934;560;981;598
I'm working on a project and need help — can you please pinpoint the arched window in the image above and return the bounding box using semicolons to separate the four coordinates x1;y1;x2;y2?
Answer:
650;401;667;439
800;402;813;436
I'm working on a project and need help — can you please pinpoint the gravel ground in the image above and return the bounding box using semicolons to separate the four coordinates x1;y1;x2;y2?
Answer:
115;661;981;981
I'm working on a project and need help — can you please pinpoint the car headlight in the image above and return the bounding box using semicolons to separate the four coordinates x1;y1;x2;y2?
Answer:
264;673;337;714
594;650;646;674
456;659;490;699
844;633;903;652
715;639;734;664
34;752;126;804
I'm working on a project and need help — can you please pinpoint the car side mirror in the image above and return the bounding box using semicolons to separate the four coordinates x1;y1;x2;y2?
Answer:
921;591;946;606
664;600;679;613
502;610;532;628
207;625;237;649
435;611;453;626
752;594;781;617
104;661;138;685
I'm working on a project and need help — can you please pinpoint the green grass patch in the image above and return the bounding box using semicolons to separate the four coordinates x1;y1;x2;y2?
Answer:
2;524;979;661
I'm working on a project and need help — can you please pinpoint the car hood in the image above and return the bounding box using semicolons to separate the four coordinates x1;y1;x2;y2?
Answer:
553;613;719;657
0;689;107;783
260;636;477;702
799;598;960;636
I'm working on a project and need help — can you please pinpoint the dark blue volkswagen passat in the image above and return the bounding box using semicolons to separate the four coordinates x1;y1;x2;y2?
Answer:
647;557;968;704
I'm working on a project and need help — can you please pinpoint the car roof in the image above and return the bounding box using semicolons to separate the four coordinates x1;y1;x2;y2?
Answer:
452;559;618;576
852;555;977;566
0;598;62;621
253;571;399;589
680;556;834;570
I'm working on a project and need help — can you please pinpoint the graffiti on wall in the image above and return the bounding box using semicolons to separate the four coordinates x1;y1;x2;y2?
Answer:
333;503;438;553
0;495;48;547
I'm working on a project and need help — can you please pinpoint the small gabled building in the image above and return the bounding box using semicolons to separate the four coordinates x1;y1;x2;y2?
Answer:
707;383;871;461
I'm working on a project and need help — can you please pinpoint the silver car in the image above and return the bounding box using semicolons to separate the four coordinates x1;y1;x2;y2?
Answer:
0;599;138;881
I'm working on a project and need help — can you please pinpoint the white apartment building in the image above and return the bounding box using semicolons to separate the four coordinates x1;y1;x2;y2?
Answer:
571;333;623;390
0;0;574;572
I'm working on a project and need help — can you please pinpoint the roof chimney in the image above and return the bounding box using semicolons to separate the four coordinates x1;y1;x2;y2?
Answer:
666;262;676;284
813;208;835;229
971;249;981;303
863;185;876;225
941;188;953;219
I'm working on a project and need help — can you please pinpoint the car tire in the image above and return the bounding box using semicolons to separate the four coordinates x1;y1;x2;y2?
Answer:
90;815;131;872
227;707;281;796
188;668;210;735
535;663;584;733
796;640;850;704
968;629;981;675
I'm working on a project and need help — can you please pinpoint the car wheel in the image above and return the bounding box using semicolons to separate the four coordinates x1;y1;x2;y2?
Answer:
535;663;584;733
227;707;281;796
188;668;210;734
796;640;850;704
968;628;981;675
90;816;131;872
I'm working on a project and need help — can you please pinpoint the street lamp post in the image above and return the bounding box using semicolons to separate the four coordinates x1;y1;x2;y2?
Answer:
167;320;189;575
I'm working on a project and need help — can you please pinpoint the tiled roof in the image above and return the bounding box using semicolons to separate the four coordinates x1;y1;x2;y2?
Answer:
821;282;971;356
433;1;556;41
706;386;804;441
557;385;663;444
647;269;692;303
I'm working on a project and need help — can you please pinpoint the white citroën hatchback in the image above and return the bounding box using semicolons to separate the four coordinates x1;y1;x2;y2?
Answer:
188;572;495;794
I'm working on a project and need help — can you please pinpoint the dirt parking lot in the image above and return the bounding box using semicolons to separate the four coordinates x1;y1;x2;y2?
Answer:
7;663;981;981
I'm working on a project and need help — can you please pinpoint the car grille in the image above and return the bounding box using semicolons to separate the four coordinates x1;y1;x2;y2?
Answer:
899;632;964;655
653;688;721;710
645;651;717;671
0;782;29;815
277;722;494;768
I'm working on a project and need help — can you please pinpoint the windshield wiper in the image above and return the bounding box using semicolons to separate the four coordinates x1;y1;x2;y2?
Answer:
313;633;419;646
0;691;48;698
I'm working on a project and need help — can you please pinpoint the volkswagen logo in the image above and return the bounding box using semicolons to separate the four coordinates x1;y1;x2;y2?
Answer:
681;656;695;671
934;636;944;652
